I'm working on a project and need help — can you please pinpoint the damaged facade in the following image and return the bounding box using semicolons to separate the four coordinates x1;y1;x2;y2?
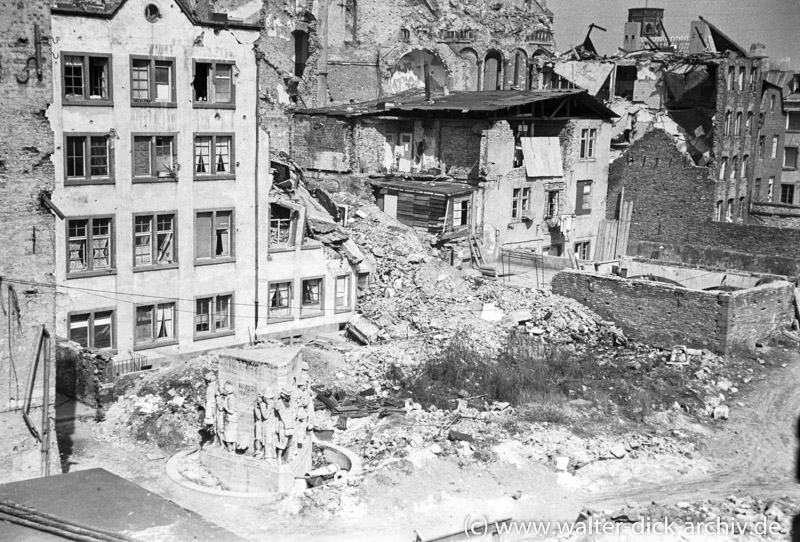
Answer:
49;0;368;366
254;0;557;152
291;88;616;262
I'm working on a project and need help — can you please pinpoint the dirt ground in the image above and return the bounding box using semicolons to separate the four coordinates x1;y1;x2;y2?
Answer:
52;343;800;542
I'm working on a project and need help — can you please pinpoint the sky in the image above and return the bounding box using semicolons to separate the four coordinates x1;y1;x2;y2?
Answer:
548;0;800;70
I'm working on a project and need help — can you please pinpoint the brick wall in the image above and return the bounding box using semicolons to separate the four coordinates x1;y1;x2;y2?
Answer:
552;270;793;354
292;115;352;172
440;120;485;180
750;85;785;206
0;0;59;481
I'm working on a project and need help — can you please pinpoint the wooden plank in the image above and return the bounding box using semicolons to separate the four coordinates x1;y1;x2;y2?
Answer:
616;201;633;258
605;220;619;260
565;246;579;269
595;221;608;260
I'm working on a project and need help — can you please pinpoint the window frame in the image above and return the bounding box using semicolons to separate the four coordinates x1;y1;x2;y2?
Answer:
65;215;116;278
787;111;800;133
267;280;294;322
785;147;799;170
61;52;113;106
334;274;352;313
132;211;179;272
194;208;235;265
67;308;116;351
511;186;531;221
192;59;236;108
131;133;179;183
579;128;597;160
575;180;592;216
129;55;177;107
451;196;470;229
193;133;236;180
133;301;178;350
772;135;779;159
194;292;235;340
573;240;590;261
300;276;325;319
545;190;559;218
63;133;114;186
780;183;796;205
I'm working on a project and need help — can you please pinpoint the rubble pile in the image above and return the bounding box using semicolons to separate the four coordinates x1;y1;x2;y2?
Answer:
584;495;796;539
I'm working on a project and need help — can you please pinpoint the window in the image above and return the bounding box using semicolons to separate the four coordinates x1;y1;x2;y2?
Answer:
63;54;111;104
741;155;749;178
335;275;351;310
195;210;233;262
135;303;176;347
574;241;590;261
730;156;738;180
734;112;742;135
724;111;731;136
301;278;323;315
726;199;734;222
788;112;800;132
718;157;727;181
144;4;160;22
130;56;175;105
64;135;112;184
738;66;745;91
545;190;559;217
195;294;233;336
193;61;235;105
738;197;745;220
294;31;310;76
67;217;113;274
750;67;758;91
754;178;761;200
268;281;293;319
511;187;531;220
452;197;469;228
579;128;597;159
728;66;735;91
69;310;114;350
759;136;765;158
132;134;177;180
134;213;176;268
746;111;753;134
772;135;779;159
781;184;795;205
575;180;592;215
770;94;776;111
715;200;723;221
768;177;774;202
194;134;234;178
269;203;296;248
785;147;799;169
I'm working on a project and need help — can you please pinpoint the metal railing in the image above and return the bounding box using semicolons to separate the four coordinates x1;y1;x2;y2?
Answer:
109;353;151;379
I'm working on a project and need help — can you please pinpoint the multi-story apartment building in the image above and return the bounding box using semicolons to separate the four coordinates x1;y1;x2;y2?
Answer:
50;0;365;364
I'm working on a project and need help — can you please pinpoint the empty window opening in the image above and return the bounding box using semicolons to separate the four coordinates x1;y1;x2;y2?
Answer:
294;31;309;77
269;203;295;247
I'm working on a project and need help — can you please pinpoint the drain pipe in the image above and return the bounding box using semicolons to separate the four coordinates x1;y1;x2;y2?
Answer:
254;49;261;327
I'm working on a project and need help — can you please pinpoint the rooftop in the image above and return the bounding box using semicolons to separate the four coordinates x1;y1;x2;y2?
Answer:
370;178;478;198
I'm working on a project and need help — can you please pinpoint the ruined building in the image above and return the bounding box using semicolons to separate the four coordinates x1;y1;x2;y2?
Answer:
255;0;557;152
0;0;60;481
49;0;369;369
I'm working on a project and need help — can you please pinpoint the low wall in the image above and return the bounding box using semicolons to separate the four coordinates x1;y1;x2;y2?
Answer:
552;270;794;354
619;259;768;290
56;340;113;409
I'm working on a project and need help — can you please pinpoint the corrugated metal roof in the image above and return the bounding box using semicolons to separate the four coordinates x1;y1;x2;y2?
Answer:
295;88;618;119
371;179;477;197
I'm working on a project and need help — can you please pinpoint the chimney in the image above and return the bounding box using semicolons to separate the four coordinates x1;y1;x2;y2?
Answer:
749;43;767;58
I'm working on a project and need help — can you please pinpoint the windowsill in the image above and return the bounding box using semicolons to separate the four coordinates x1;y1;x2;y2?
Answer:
132;177;178;184
193;329;235;342
194;257;236;267
782;168;798;171
268;246;296;254
63;99;114;107
66;268;117;280
575;211;592;216
300;310;324;320
193;103;236;110
266;315;294;324
134;339;179;351
334;307;351;314
64;178;115;187
194;175;236;181
133;263;179;273
578;158;597;162
300;244;323;251
131;102;177;109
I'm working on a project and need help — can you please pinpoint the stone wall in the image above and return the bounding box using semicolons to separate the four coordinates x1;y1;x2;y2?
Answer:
552;269;794;354
56;340;113;411
0;0;59;482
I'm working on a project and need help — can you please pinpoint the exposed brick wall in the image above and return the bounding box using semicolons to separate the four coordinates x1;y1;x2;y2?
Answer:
292;115;351;172
440;120;485;180
750;85;785;206
0;0;59;481
552;270;793;354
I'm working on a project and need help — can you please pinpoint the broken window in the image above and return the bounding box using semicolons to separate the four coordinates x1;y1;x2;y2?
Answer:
738;66;745;91
730;156;738;180
69;310;114;350
194;134;234;177
726;199;734;222
738;197;745;220
195;294;233;335
575;180;592;215
335;275;351;309
452;197;470;228
133;135;177;179
574;241;590;261
68;217;112;274
579;128;597;159
735;112;742;135
758;136;765;158
715;200;723;221
344;0;357;43
772;135;779;159
746;112;754;134
135;303;175;347
65;135;111;184
750;67;759;91
293;32;309;77
768;177;774;202
754;178;761;201
484;51;503;91
724;111;732;136
718;157;727;181
545;190;559;218
269;203;295;247
134;213;175;267
785;147;799;169
131;56;175;104
195;209;233;261
787;112;800;132
268;281;293;319
193;61;234;105
781;184;795;205
301;278;323;314
63;54;111;103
